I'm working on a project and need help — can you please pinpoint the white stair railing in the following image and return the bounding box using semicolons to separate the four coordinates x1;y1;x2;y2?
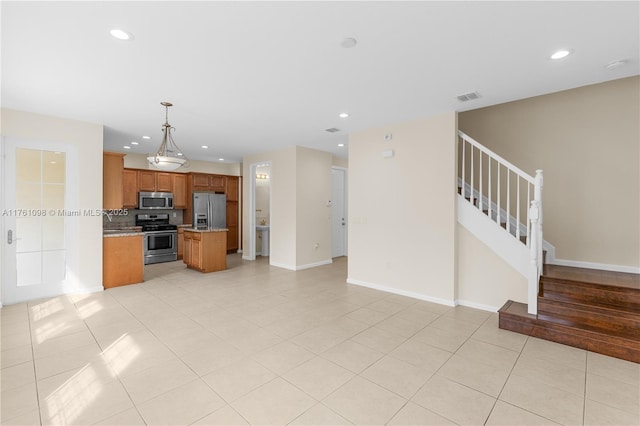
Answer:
458;131;543;314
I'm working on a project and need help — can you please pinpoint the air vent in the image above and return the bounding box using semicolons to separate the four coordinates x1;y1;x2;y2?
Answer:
457;91;481;102
325;128;341;133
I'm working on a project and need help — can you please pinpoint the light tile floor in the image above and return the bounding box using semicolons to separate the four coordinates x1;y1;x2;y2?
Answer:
1;255;639;425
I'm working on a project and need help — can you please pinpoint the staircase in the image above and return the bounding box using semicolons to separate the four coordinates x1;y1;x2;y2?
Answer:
499;265;640;363
457;131;640;363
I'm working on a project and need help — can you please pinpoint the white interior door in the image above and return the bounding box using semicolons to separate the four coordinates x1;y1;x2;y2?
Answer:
331;168;347;258
2;139;75;304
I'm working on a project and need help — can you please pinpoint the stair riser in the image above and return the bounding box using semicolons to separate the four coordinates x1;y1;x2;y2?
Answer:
538;300;640;335
529;326;640;364
540;280;640;310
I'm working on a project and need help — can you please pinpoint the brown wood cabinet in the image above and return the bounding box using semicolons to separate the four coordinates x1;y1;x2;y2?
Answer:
103;235;144;288
103;152;125;209
123;169;138;208
191;173;226;192
226;201;239;252
138;170;156;192
177;227;184;259
183;230;227;272
139;170;172;192
226;176;239;202
172;174;187;209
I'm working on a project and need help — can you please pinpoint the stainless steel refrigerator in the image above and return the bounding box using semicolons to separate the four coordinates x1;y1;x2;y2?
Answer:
193;192;226;229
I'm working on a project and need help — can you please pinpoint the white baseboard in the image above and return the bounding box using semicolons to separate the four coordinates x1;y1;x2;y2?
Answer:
346;278;456;307
548;258;640;274
242;255;252;261
270;259;333;271
237;249;243;253
455;299;500;313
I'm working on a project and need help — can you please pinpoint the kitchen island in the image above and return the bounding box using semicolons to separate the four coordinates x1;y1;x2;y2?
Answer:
183;228;228;273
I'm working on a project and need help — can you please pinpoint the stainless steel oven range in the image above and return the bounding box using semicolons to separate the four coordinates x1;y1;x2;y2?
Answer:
135;214;178;265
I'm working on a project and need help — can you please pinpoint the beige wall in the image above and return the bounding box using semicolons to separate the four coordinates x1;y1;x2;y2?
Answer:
295;147;333;267
124;152;241;175
348;111;458;305
457;224;527;310
242;146;333;269
332;155;348;168
1;108;104;299
459;76;640;268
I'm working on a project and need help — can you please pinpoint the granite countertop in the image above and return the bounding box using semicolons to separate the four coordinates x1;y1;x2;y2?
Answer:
184;228;229;233
177;224;193;228
103;226;144;238
103;230;144;238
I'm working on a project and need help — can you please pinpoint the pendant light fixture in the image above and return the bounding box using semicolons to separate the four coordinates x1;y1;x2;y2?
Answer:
147;101;189;170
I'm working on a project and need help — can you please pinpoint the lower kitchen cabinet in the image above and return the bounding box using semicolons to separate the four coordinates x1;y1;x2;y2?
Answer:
183;229;227;272
177;227;184;259
103;234;144;288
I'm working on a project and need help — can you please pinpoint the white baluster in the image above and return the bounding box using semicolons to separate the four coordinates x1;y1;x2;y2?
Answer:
526;183;531;247
461;139;466;198
496;165;501;225
479;151;483;212
470;146;474;206
488;158;492;221
516;175;521;240
506;170;511;234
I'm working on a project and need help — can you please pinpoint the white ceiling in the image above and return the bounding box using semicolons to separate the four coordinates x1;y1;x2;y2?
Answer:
2;1;638;163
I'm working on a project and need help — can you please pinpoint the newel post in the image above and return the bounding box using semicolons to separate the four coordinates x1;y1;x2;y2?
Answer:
528;200;540;315
534;170;544;272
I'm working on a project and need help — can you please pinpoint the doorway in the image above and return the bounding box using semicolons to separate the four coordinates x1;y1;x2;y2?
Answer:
331;167;347;258
2;138;79;305
246;161;271;261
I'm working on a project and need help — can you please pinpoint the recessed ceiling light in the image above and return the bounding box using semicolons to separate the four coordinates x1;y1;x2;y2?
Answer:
50;161;57;164
142;135;151;140
177;152;183;156
339;112;349;118
131;141;139;145
338;143;345;147
218;158;224;161
341;37;357;48
123;145;131;149
550;49;572;60
605;59;628;70
201;145;208;149
110;28;134;41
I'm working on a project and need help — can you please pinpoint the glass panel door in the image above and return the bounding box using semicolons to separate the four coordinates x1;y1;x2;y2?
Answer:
2;139;73;304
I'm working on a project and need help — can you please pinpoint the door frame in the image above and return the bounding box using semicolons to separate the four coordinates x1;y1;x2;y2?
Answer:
246;161;272;261
331;166;348;258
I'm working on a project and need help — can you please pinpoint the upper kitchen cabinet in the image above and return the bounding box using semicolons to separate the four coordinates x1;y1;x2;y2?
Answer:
191;173;226;192
172;173;187;209
139;170;172;192
123;169;138;208
225;176;239;201
103;152;124;209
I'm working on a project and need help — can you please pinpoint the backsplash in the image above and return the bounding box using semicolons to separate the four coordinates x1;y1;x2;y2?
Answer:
103;209;184;228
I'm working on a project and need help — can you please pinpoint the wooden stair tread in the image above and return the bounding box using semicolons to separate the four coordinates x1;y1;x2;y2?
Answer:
542;264;640;290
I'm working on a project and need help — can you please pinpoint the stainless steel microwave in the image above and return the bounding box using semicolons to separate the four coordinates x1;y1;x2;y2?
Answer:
139;192;174;209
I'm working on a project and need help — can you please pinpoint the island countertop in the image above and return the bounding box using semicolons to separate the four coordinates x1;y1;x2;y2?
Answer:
183;228;229;233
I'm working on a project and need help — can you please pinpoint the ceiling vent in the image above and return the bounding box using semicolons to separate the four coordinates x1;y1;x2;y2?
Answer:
457;91;481;102
325;128;341;133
